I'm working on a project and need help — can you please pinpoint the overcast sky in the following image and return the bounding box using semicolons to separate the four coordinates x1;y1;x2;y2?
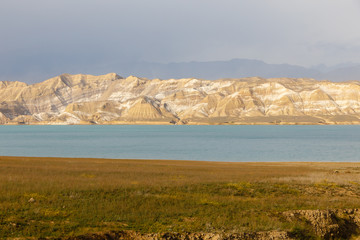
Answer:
1;0;360;82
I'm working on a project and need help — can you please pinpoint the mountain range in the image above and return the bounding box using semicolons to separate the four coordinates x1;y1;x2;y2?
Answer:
117;59;360;82
1;73;360;125
2;59;360;84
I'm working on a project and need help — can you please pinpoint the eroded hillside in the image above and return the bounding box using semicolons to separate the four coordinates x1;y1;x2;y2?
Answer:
1;73;360;125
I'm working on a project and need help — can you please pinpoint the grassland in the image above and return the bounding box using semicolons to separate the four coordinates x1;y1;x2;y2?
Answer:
1;156;360;238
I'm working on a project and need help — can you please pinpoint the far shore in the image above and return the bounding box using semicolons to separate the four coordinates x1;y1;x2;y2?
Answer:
2;121;360;126
2;114;360;126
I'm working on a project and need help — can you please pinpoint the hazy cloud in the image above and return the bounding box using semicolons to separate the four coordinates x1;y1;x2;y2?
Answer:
1;0;360;82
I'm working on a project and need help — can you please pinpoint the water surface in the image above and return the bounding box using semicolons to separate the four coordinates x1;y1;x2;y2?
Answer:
0;125;359;162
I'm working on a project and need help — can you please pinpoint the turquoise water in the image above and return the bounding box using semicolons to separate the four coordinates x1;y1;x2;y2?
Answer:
0;125;359;162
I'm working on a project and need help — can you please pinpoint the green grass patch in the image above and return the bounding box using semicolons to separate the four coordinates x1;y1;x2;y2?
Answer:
1;157;360;238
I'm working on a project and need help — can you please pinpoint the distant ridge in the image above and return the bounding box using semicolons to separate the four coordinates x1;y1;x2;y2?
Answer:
116;59;360;82
2;59;360;84
119;59;320;80
1;73;360;125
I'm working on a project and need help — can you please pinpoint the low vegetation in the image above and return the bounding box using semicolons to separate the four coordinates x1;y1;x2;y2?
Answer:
1;156;360;238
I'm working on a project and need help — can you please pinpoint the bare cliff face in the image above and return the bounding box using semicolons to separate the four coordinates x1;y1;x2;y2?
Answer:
1;73;360;125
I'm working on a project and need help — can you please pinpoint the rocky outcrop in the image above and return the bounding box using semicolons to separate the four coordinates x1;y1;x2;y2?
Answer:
0;111;8;124
1;73;360;125
283;209;360;239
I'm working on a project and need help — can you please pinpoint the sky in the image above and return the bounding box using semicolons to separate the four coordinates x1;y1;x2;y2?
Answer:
1;0;360;82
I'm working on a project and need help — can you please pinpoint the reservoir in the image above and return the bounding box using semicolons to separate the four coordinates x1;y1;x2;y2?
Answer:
0;125;359;162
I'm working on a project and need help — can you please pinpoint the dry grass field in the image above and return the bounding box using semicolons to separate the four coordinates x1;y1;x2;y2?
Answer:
1;156;360;238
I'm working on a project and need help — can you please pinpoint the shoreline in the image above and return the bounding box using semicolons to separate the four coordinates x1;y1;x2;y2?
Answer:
2;121;360;126
2;155;360;164
3;115;360;126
